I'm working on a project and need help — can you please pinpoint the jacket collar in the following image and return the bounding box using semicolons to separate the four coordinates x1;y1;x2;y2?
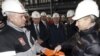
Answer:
79;25;97;36
7;20;26;32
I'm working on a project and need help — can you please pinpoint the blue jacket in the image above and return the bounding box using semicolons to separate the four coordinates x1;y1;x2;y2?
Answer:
48;23;67;48
27;21;49;47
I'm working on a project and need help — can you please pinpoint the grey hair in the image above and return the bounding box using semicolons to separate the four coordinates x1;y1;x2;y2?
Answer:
5;12;13;16
4;12;15;20
90;15;96;19
2;11;14;16
89;15;96;23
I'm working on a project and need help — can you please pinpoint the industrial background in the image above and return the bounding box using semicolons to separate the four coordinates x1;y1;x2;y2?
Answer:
0;0;100;15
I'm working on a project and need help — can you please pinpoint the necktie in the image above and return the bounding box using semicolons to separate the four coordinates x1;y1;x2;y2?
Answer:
57;24;58;28
56;24;59;28
35;25;40;38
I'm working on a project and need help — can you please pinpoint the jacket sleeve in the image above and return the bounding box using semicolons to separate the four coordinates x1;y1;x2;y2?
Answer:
0;51;16;56
85;43;100;54
0;50;34;56
16;48;36;56
16;44;44;56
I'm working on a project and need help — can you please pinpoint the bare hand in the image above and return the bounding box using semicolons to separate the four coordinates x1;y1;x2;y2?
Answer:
54;45;62;53
37;38;43;44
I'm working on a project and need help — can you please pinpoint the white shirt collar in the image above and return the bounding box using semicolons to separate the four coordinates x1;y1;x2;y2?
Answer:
42;20;46;26
7;20;26;32
54;23;59;28
34;24;40;31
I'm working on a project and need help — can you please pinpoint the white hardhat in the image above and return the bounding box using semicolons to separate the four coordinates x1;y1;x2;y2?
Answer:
47;14;51;18
84;0;91;1
67;10;74;17
61;15;65;18
72;0;99;20
31;11;41;18
41;12;46;16
2;0;26;15
52;13;60;18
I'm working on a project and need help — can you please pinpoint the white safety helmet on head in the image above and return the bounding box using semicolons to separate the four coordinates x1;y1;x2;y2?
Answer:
52;13;60;18
67;10;74;17
47;14;51;18
41;12;46;16
72;0;99;20
31;11;41;18
2;0;26;16
61;15;65;18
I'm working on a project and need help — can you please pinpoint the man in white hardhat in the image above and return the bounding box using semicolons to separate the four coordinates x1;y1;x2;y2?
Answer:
41;12;46;17
0;0;48;56
60;15;66;24
67;10;74;18
46;14;51;20
52;13;60;25
46;14;54;25
66;9;78;38
31;11;41;25
53;10;78;56
46;14;51;23
54;0;100;56
27;11;49;48
48;13;66;52
40;12;48;28
67;10;75;24
47;14;51;18
30;11;43;45
71;0;100;56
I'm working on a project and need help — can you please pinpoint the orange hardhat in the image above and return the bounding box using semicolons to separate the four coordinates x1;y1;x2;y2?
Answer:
43;48;65;56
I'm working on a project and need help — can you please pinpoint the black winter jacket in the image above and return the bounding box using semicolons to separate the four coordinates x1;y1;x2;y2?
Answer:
73;26;100;56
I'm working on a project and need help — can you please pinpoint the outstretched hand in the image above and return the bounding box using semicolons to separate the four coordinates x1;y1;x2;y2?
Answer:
54;45;62;53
